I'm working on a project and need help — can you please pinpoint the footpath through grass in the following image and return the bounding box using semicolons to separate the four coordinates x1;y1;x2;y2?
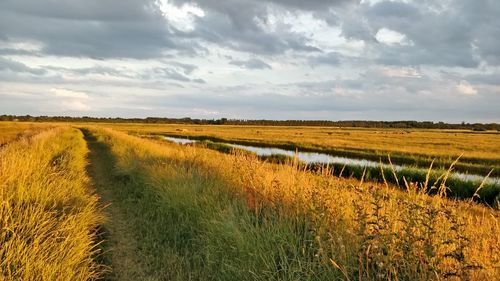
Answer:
83;130;154;280
84;127;500;280
83;128;337;280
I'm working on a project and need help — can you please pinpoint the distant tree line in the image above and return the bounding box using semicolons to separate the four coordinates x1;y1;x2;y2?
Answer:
1;115;498;130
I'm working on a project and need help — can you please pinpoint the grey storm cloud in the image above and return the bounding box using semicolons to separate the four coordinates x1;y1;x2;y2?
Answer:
0;0;196;59
172;0;329;55
2;0;497;66
465;72;500;86
230;58;272;69
172;0;357;12
345;0;500;67
0;0;499;122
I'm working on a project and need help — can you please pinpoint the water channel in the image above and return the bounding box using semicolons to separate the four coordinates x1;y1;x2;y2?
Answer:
164;136;499;186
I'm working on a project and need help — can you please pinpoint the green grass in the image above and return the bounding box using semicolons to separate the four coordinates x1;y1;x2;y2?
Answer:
86;127;500;280
84;128;341;280
161;137;500;206
3;124;498;279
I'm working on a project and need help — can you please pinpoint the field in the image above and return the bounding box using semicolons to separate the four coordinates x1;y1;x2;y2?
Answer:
1;122;499;280
105;123;500;175
0;122;54;146
105;123;500;160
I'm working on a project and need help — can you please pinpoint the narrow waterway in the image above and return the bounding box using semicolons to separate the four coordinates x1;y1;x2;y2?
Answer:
164;136;500;185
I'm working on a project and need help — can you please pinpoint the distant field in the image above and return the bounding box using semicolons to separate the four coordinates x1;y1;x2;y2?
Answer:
0;122;54;145
102;123;500;176
106;123;500;161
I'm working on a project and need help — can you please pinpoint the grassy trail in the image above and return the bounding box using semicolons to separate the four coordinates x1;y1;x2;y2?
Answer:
83;130;153;280
81;128;500;280
0;127;102;280
82;128;342;280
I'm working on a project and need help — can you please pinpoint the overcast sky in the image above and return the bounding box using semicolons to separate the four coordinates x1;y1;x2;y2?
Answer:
0;0;499;122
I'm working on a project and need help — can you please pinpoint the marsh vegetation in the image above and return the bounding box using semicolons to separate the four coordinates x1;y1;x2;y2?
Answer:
1;122;499;280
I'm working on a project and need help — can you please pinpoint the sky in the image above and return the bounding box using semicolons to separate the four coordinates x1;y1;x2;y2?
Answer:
0;0;499;122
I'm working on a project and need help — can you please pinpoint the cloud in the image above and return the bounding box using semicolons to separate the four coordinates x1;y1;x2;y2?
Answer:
465;72;500;86
171;0;325;55
167;61;198;74
375;28;411;46
229;58;272;69
0;0;198;59
456;80;478;95
308;52;341;66
49;88;91;111
342;0;500;67
143;67;206;83
0;57;46;75
60;100;91;111
0;0;499;122
51;88;89;99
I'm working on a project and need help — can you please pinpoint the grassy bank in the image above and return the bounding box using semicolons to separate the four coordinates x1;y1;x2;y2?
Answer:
159;133;500;177
103;123;500;166
0;127;102;280
307;162;500;206
162;138;500;206
89;127;500;280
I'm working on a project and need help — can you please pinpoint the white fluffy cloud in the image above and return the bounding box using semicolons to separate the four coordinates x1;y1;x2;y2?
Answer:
375;28;412;46
456;80;477;96
50;88;91;111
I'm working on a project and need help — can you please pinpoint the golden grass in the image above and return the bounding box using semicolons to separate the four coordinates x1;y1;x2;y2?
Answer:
0;122;54;146
0;127;103;280
92;127;500;280
102;123;500;161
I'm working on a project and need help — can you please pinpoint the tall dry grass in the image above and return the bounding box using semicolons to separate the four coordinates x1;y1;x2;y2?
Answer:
93;127;500;280
102;123;500;162
0;127;102;280
0;122;54;146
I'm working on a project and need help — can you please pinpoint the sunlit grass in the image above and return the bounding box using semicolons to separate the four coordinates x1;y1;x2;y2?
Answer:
98;123;500;162
89;127;500;280
0;127;103;280
0;121;54;146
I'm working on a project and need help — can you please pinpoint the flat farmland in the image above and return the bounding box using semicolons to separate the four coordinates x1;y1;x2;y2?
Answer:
107;124;500;161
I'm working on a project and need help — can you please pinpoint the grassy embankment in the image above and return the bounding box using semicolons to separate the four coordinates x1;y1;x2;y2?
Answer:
0;126;102;280
104;123;500;176
153;137;500;206
86;127;499;280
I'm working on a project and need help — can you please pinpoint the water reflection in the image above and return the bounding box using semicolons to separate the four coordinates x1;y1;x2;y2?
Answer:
164;136;499;185
164;136;195;145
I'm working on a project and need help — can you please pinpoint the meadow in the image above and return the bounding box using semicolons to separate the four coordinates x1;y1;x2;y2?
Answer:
105;123;500;176
0;122;54;146
1;122;499;280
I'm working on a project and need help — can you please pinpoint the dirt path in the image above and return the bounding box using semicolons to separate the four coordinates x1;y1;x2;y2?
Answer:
83;130;153;281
